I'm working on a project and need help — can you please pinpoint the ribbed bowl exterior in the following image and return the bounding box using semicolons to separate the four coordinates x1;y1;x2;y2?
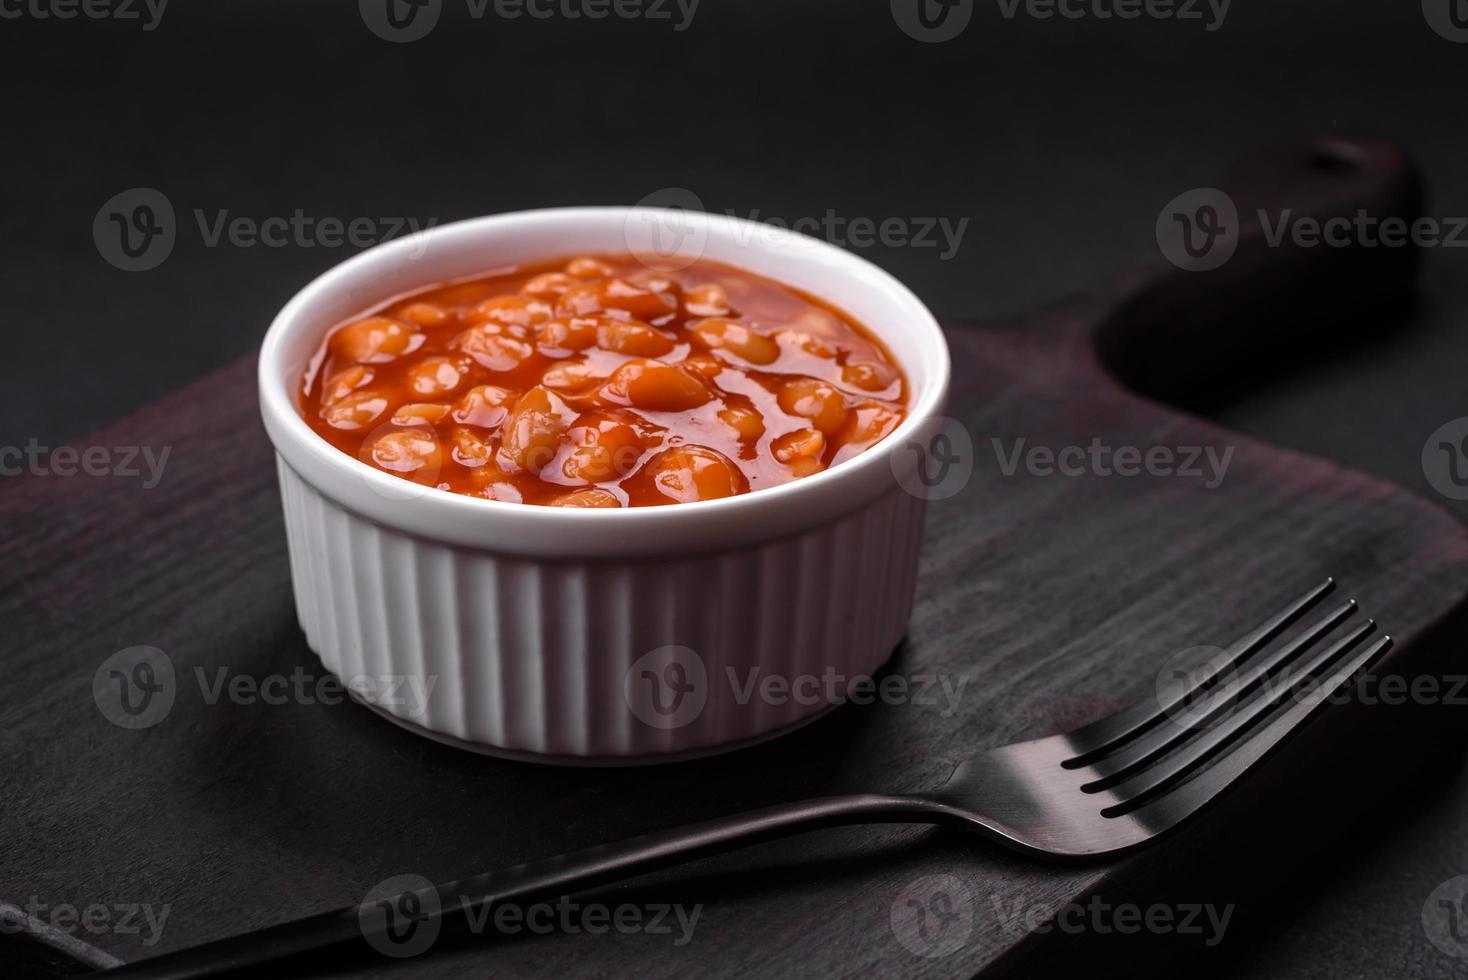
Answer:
277;457;928;761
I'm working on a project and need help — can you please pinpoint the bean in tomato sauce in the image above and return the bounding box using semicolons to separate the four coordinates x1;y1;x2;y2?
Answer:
299;255;908;508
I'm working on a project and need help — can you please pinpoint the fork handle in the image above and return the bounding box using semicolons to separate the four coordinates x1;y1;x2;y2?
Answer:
99;794;961;979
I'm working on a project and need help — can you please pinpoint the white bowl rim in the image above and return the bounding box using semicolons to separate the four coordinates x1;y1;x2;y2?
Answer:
258;206;952;558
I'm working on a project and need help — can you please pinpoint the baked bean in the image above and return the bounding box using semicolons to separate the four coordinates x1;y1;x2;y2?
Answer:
841;361;898;393
555;284;604;317
322;390;389;430
680;354;724;381
497;385;572;475
688;318;779;365
454;325;534;372
718;404;765;441
468;295;551;330
453;384;519;430
772;428;826;479
684;283;731;318
406;356;464;397
536;317;599;353
627;270;677;294
560;279;676;321
399;302;453;328
521;272;575;299
471;464;524;503
778;378;848;436
365;429;441;478
549;487;623;508
322;365;373;405
596;319;676;357
775;328;835;359
792;309;841;336
392;402;452;426
834;401;904;465
451;426;494;468
333;317;420;363
600;359;712;412
540;361;605;393
566;256;614;279
632;445;747;504
301;254;906;506
562;411;645;483
772;428;825;464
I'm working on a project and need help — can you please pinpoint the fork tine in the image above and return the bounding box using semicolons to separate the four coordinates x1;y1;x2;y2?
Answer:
1100;629;1391;818
1080;611;1368;788
1064;578;1335;764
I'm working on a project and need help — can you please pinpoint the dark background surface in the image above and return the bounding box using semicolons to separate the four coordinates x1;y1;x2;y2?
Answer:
3;1;1467;976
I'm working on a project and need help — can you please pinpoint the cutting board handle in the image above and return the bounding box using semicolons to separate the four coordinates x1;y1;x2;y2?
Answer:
1093;137;1423;407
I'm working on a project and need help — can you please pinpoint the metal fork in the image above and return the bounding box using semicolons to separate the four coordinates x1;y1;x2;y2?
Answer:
101;578;1388;978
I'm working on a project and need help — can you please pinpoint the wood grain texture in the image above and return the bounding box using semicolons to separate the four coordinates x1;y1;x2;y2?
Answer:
5;138;1468;979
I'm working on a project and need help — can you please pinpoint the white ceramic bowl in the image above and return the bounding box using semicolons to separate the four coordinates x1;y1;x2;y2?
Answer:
259;207;951;764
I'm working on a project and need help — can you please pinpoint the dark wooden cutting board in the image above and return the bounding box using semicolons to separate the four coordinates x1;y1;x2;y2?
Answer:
6;137;1468;979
